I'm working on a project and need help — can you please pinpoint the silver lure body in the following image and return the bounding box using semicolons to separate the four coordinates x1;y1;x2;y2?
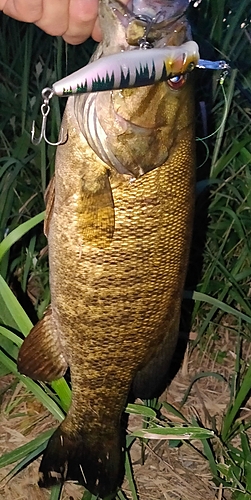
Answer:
52;45;229;98
52;41;199;96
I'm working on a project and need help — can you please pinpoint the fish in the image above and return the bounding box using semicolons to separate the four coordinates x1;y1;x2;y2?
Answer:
17;0;197;497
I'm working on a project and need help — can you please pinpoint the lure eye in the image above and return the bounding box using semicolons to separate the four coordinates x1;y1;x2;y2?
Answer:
167;74;187;90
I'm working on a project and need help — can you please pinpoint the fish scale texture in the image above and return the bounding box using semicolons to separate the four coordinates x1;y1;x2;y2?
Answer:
48;99;195;424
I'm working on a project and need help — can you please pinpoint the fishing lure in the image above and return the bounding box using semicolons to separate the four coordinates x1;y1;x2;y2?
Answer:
31;42;230;145
52;41;199;97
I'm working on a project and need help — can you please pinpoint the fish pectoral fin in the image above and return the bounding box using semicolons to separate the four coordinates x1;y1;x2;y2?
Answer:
17;307;68;382
44;175;55;237
79;168;115;247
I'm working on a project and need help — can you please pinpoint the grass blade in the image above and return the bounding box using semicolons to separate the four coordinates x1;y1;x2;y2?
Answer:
222;361;251;442
131;426;214;440
124;451;139;500
0;211;45;262
184;290;251;325
0;351;64;421
50;484;64;500
0;275;33;334
0;429;53;468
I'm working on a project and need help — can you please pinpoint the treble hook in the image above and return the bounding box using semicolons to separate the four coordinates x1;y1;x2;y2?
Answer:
137;11;163;49
31;87;65;146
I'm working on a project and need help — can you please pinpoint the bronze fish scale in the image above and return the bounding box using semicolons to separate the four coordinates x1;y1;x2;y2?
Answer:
18;0;195;496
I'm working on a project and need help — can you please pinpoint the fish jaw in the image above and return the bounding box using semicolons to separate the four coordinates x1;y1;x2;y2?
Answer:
129;0;190;17
100;0;192;50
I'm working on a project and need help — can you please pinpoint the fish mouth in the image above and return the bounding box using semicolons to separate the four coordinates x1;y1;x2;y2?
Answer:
74;0;195;178
127;0;190;18
112;0;190;26
100;0;192;50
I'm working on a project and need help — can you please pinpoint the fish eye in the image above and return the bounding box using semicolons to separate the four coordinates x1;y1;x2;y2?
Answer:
167;74;187;90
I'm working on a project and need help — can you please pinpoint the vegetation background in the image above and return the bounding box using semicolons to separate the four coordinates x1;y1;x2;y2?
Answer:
0;0;251;498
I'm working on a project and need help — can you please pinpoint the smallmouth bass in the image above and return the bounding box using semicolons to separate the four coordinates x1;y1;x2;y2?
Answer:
18;0;196;497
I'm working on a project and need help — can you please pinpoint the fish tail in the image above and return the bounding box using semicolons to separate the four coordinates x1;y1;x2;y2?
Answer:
38;423;124;498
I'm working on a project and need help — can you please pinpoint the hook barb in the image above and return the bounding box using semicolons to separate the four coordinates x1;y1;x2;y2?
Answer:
31;87;66;146
31;119;66;146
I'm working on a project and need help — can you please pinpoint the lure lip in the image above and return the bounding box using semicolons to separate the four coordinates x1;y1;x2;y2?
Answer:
196;59;230;71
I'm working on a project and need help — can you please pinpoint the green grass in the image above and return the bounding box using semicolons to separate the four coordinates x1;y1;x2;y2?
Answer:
0;0;251;498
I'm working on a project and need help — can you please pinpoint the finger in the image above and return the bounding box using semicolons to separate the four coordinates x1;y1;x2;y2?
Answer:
91;17;102;42
2;0;43;22
62;0;99;45
35;0;69;37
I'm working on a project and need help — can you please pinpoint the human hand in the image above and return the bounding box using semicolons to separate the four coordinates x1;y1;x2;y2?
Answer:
0;0;128;45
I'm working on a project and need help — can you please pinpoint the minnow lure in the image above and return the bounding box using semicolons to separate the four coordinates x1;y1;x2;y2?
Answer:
51;43;230;98
31;41;230;145
52;41;199;97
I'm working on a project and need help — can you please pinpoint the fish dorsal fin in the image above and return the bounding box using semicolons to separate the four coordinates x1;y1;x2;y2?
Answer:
79;168;115;247
44;176;55;238
17;307;68;382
